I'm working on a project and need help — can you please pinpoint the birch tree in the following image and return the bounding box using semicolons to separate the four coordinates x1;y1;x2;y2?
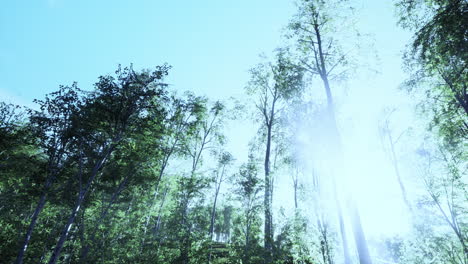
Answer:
246;49;303;263
288;0;372;263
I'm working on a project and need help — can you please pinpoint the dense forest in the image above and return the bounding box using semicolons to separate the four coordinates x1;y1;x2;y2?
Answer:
1;0;466;263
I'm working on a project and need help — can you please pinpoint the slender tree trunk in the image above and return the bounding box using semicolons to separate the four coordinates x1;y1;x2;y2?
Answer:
79;172;130;262
318;218;328;264
313;23;334;119
314;172;333;264
312;21;354;264
140;180;164;252
48;146;113;264
142;151;172;243
48;196;83;264
208;193;218;263
209;189;220;241
15;143;69;264
293;168;299;211
317;213;334;264
180;194;191;264
208;170;223;263
152;188;169;259
244;214;251;264
335;189;351;264
15;161;64;264
348;199;372;264
430;191;468;263
313;19;372;264
153;187;169;236
180;173;200;263
294;184;298;210
264;122;274;263
386;128;412;211
15;192;48;264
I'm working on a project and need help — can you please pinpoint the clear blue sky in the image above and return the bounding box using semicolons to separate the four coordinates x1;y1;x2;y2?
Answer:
0;0;411;106
0;0;298;106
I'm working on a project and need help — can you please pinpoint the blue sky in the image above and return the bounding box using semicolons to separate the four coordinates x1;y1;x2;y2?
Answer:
0;1;411;106
0;0;298;106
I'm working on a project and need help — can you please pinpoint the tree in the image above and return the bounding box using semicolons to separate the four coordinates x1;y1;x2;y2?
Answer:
0;103;44;262
232;153;263;264
78;88;169;262
208;151;233;263
138;92;205;255
287;0;373;263
175;99;226;264
246;49;304;263
42;65;170;264
379;109;413;212
15;84;84;264
416;141;467;263
395;1;467;262
396;0;467;149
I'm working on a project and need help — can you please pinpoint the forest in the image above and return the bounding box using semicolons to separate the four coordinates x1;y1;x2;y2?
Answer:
0;0;466;263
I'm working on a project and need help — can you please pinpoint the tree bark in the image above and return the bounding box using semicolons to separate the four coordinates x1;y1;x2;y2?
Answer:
15;192;48;264
386;126;412;212
349;199;373;264
79;172;130;262
313;18;372;264
264;122;274;263
15;162;64;264
208;165;224;263
153;188;168;236
334;186;351;264
48;145;113;264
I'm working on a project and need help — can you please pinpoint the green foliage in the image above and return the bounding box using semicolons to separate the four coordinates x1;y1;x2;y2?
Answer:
397;0;467;150
396;2;467;263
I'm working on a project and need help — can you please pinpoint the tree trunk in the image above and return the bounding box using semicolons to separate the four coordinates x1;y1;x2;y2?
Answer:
79;172;130;262
335;192;351;264
180;196;191;264
48;146;112;264
15;163;64;264
209;188;220;241
313;19;372;264
349;199;373;264
15;192;48;264
142;149;173;240
264;122;274;263
153;187;168;236
208;167;224;263
244;217;251;264
48;195;83;264
293;170;299;210
386;127;412;211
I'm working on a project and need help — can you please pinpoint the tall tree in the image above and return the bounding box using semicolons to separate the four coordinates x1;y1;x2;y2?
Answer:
379;109;413;212
78;90;169;262
46;65;170;264
396;1;467;261
396;0;467;148
15;84;84;264
246;49;303;263
138;93;204;254
288;0;372;263
208;151;233;263
0;103;43;262
233;153;263;264
176;99;225;264
414;142;468;263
